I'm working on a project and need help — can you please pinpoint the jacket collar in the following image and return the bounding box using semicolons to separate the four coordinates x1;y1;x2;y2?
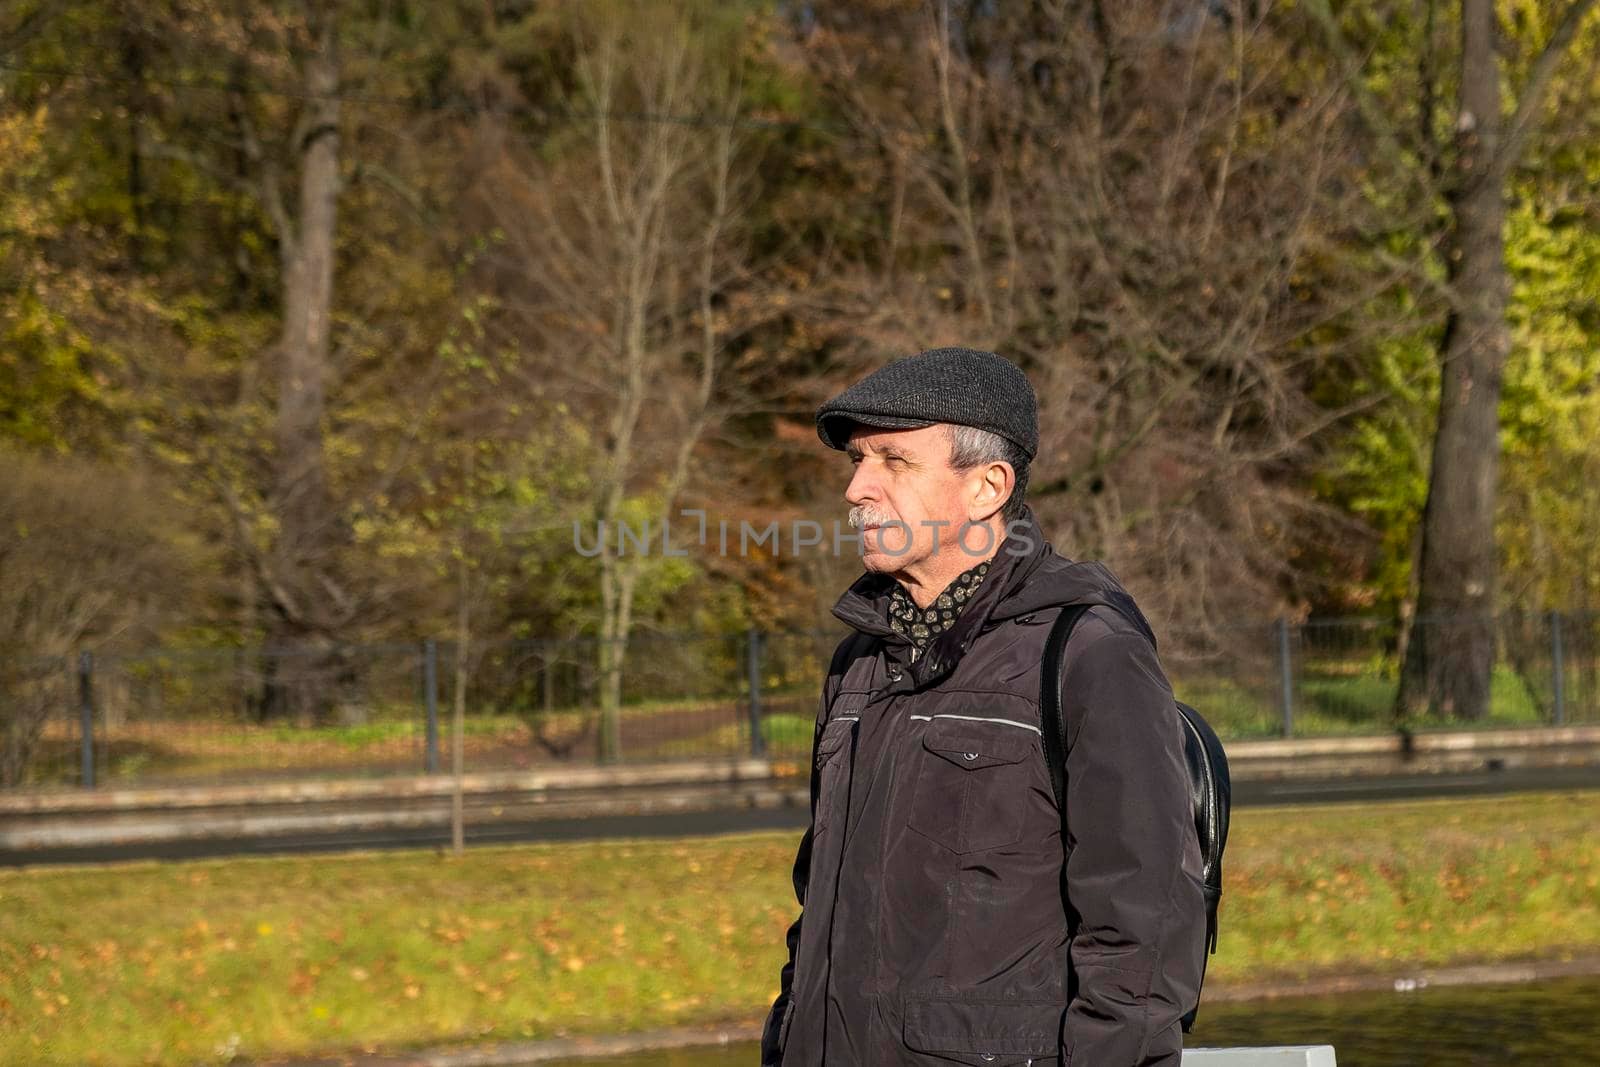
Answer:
830;506;1053;689
829;504;1157;691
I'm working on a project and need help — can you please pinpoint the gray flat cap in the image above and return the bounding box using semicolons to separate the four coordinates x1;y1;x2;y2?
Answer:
815;347;1038;459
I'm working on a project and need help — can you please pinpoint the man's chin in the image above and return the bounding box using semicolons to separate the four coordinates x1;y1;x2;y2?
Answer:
859;551;896;573
859;546;919;573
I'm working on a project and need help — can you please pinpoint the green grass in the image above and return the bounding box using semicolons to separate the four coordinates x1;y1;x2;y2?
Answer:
643;712;815;760
23;714;539;788
2;792;1596;1065
1220;792;1600;977
16;660;1570;790
1179;665;1548;739
26;699;770;787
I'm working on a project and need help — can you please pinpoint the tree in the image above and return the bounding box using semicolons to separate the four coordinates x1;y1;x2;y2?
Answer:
468;1;772;760
1395;0;1599;719
105;2;468;714
247;6;347;719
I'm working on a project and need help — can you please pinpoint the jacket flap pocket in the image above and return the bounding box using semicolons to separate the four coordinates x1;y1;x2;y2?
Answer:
903;996;1062;1057
829;691;868;719
815;716;855;761
921;721;1031;770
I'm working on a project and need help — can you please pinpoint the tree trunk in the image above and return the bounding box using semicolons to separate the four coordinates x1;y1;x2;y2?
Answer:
1396;0;1507;721
596;556;636;764
263;17;342;723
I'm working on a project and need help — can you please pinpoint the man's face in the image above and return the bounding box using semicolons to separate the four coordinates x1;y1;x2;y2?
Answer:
844;424;987;576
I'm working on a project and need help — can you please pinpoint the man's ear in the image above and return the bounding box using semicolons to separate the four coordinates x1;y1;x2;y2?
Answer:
968;462;1014;523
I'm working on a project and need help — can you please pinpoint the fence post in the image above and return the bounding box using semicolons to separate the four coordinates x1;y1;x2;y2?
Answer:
1276;618;1294;738
423;638;440;773
78;651;95;789
747;628;766;757
1550;610;1566;728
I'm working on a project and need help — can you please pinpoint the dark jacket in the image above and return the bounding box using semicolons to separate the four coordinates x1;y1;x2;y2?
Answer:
761;507;1206;1066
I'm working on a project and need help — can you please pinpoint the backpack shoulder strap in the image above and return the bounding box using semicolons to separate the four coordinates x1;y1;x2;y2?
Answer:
1039;604;1093;821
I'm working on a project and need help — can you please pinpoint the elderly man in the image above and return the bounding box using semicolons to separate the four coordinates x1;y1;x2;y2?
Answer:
761;348;1206;1066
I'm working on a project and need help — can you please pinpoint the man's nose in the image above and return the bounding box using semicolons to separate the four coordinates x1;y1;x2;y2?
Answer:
845;463;878;507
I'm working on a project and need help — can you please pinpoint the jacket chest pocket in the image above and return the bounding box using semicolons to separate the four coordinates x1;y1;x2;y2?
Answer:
813;715;857;836
907;720;1033;853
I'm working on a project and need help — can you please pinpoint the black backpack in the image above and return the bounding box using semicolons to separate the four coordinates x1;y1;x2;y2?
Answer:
1039;605;1231;1032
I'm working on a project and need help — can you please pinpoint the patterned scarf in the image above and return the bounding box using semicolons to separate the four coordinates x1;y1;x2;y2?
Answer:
887;557;993;661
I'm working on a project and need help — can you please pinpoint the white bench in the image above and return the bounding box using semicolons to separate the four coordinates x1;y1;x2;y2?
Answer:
1183;1049;1337;1067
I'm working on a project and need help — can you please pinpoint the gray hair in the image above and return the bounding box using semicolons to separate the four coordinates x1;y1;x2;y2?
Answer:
946;425;1030;522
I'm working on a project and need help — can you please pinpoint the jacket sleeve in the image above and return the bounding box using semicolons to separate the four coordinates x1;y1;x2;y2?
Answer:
760;657;838;1066
759;816;811;1065
1058;629;1207;1067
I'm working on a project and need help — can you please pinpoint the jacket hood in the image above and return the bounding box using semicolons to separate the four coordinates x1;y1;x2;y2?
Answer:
830;505;1154;688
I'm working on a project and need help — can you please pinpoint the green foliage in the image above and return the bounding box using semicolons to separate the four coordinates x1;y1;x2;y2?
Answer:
0;103;116;450
1500;180;1600;608
1315;321;1439;612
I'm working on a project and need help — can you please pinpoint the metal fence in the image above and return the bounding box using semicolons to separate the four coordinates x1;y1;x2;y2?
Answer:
4;611;1596;791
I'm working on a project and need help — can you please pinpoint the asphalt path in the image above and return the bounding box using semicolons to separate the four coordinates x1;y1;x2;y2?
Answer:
5;763;1598;868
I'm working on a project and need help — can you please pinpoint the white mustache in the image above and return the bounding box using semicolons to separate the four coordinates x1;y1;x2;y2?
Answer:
848;505;898;530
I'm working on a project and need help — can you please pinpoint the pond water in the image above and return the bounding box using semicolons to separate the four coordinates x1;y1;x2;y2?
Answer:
544;975;1600;1066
